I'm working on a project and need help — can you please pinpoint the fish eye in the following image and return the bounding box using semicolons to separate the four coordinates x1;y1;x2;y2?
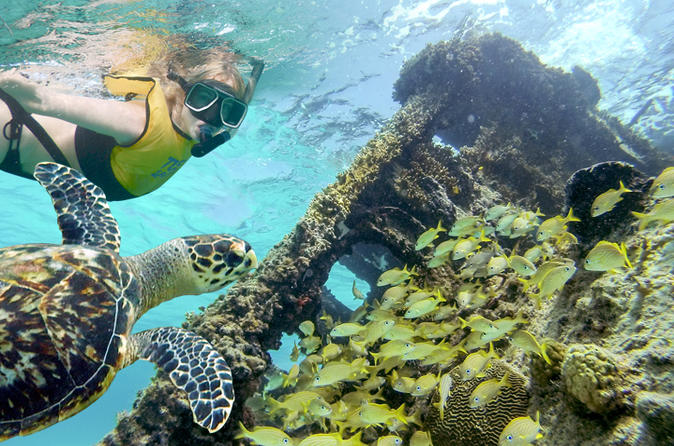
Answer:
585;259;590;263
314;376;320;382
507;435;513;441
474;396;480;402
466;369;471;375
283;440;289;444
659;184;664;189
395;440;401;445
416;385;422;391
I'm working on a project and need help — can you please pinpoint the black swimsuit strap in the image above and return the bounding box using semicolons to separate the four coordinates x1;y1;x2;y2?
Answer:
0;87;70;173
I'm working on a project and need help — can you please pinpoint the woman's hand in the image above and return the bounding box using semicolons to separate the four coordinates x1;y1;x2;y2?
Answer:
0;69;47;114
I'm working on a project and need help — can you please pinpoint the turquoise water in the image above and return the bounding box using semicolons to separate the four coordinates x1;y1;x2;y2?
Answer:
1;1;672;444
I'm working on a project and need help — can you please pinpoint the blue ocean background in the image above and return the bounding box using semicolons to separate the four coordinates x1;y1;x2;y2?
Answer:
0;1;672;444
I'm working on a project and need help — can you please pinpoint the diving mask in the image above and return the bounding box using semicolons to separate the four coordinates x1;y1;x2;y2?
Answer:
184;80;247;129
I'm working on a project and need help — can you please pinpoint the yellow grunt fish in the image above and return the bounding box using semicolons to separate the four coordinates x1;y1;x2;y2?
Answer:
469;372;511;408
376;436;403;446
330;322;365;337
459;342;499;381
584;240;632;271
452;230;491;260
536;208;580;242
499;411;543;446
415;220;446;250
487;255;509;276
508;254;537;277
404;295;445;319
649;166;674;198
448;216;483;237
299;320;315;336
485;203;513;221
435;373;453;418
591;180;631;217
530;263;576;303
358;403;407;428
377;264;417;286
296;434;339;446
411;372;439;396
410;430;432;446
632;198;674;230
235;422;295;446
459;315;496;334
434;238;459;257
509;329;551;364
352;280;366;300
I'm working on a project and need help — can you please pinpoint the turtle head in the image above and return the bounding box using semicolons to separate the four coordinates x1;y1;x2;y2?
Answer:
181;234;258;293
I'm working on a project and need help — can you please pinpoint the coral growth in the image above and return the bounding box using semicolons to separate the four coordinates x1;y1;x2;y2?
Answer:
100;34;673;446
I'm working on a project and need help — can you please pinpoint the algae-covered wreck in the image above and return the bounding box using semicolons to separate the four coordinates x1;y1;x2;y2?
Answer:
101;34;673;446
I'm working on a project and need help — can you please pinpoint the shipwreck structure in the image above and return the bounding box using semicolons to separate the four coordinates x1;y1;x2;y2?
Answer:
101;34;673;446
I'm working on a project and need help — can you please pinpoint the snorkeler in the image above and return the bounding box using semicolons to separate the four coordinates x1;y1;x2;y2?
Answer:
0;54;263;200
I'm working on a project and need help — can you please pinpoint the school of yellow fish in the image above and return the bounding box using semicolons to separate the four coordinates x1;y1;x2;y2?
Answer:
237;166;672;446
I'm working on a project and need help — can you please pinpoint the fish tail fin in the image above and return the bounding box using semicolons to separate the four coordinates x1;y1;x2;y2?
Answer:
565;207;581;223
618;180;632;193
631;211;652;230
370;350;382;365
235;421;250;439
540;343;552;365
501;371;512;388
437;220;447;232
488;341;501;360
517;276;531;292
458;317;469;329
393;403;408;424
620;242;633;269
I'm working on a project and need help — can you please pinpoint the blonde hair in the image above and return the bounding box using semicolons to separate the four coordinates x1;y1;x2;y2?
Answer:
110;33;247;117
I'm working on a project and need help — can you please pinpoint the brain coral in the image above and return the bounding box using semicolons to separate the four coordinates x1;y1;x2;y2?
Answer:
425;360;530;446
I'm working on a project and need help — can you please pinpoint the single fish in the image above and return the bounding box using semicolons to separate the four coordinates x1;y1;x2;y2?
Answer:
330;322;365;337
584;240;632;271
269;390;328;415
499;411;543;446
380;283;409;309
415;220;446;250
290;341;301;362
299;335;321;354
632;197;674;230
282;363;300;388
402;340;446;361
485;203;513;221
509;209;543;239
383;321;416;341
358;402;407;428
452;231;490;260
469;372;511;408
448;216;482;237
487;254;509;276
411;372;439;396
459;315;496;334
307;398;333;417
410;430;432;446
296;434;339;446
531;263;576;303
377;265;417;286
458;342;499;381
390;369;417;394
359;319;396;345
649;166;674;198
591;180;631;217
352;280;366;300
492;313;529;334
428;252;451;268
536;208;580;242
404;295;445;319
376;435;403;446
299;320;315;336
509;329;551;364
320;343;342;362
236;422;295;446
508;255;537;277
312;362;358;387
436;373;453;418
434;238;459;257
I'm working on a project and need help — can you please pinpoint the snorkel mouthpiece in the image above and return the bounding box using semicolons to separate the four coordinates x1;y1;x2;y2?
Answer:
191;129;230;158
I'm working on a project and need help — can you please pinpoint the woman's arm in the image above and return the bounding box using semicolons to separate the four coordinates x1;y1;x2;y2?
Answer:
0;69;146;145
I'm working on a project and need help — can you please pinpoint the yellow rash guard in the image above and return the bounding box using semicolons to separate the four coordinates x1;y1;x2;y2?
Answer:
103;75;194;197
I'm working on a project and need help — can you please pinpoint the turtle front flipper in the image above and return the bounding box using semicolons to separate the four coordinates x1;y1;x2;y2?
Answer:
129;327;235;432
33;162;121;252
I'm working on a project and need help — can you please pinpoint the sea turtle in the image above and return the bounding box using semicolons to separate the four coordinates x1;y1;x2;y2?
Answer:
0;162;258;440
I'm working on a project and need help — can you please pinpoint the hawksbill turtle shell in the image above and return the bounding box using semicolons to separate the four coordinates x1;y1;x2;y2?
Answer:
0;162;258;441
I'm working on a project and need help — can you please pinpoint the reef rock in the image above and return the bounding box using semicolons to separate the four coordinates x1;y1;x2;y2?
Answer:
101;34;673;446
